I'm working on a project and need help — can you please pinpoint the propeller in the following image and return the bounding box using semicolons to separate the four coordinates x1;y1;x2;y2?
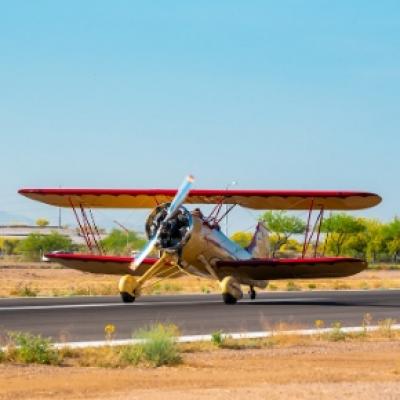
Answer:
132;175;195;269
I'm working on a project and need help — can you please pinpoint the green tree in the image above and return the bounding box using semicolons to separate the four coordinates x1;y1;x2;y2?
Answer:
230;231;253;248
322;213;365;256
101;229;146;255
260;211;306;256
0;239;20;255
331;218;386;261
36;218;49;227
381;217;400;262
280;237;303;253
16;232;74;260
342;232;369;259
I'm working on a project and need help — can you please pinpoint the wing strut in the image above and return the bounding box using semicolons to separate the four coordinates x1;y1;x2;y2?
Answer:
301;201;325;258
205;194;237;226
69;198;104;255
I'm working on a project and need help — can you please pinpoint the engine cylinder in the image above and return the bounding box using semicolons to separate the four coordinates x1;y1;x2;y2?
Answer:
145;203;193;251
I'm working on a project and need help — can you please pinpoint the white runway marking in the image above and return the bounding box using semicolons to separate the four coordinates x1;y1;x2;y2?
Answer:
47;324;400;349
0;297;329;311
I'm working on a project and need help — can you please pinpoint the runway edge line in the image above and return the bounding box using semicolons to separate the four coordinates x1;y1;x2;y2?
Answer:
41;324;400;349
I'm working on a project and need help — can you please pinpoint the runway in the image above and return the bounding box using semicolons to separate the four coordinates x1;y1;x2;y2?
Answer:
1;290;400;342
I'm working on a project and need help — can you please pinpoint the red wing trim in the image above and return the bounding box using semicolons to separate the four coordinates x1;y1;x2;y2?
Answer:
216;257;362;267
20;188;378;198
45;253;157;265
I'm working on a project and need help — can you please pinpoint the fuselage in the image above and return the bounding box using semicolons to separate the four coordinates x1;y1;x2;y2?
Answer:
180;215;252;279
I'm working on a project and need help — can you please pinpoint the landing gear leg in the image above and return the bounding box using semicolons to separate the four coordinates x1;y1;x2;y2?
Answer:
249;286;256;300
118;253;178;304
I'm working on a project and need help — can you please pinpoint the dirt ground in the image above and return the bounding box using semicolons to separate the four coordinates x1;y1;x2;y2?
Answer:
1;260;400;297
1;341;400;400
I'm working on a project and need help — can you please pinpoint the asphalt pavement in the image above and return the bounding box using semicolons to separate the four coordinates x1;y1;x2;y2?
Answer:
0;290;399;341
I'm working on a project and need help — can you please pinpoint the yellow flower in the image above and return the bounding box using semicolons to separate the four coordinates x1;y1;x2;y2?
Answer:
104;324;116;338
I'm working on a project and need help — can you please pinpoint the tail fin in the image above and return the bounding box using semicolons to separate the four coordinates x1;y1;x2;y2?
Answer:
246;221;270;258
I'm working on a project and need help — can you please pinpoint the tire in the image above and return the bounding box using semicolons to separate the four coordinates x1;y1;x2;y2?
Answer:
222;293;237;305
120;292;136;303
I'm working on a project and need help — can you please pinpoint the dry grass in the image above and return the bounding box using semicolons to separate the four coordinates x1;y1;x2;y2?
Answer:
2;319;400;369
2;338;400;399
267;271;400;292
2;260;400;297
2;319;400;400
0;262;220;297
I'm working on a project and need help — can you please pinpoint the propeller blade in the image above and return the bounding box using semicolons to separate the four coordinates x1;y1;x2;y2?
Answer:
131;175;195;269
132;234;159;268
165;175;195;220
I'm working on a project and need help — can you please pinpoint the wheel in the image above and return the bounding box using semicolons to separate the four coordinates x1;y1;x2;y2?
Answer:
220;276;242;305
118;275;139;303
222;293;237;305
120;292;136;303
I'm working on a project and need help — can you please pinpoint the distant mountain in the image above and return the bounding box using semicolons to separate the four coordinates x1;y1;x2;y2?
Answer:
0;211;33;225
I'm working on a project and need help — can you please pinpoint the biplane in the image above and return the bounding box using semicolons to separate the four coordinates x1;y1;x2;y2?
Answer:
19;176;381;304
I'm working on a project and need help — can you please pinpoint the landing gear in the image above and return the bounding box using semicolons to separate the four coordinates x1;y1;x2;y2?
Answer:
220;276;243;305
249;286;256;300
118;275;139;304
222;293;237;305
118;253;179;304
120;292;135;303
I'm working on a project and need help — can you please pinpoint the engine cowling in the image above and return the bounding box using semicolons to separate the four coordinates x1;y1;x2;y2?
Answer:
145;203;193;252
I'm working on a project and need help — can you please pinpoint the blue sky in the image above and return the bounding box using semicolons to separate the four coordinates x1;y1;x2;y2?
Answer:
0;1;399;232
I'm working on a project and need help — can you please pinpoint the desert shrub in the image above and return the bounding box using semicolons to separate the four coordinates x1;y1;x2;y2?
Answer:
372;281;383;289
16;232;75;261
308;283;317;290
74;346;121;368
261;337;277;348
333;281;351;290
314;319;325;339
101;229;145;255
133;323;181;367
326;321;346;342
9;284;39;297
69;286;92;296
0;348;4;363
119;345;143;366
13;284;38;297
359;281;370;290
286;281;301;291
201;286;211;294
162;283;182;293
362;313;373;336
268;284;278;291
211;330;225;347
378;318;396;338
1;239;20;255
149;283;162;294
8;332;60;365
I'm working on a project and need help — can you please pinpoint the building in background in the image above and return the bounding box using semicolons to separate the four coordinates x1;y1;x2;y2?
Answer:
0;225;105;245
